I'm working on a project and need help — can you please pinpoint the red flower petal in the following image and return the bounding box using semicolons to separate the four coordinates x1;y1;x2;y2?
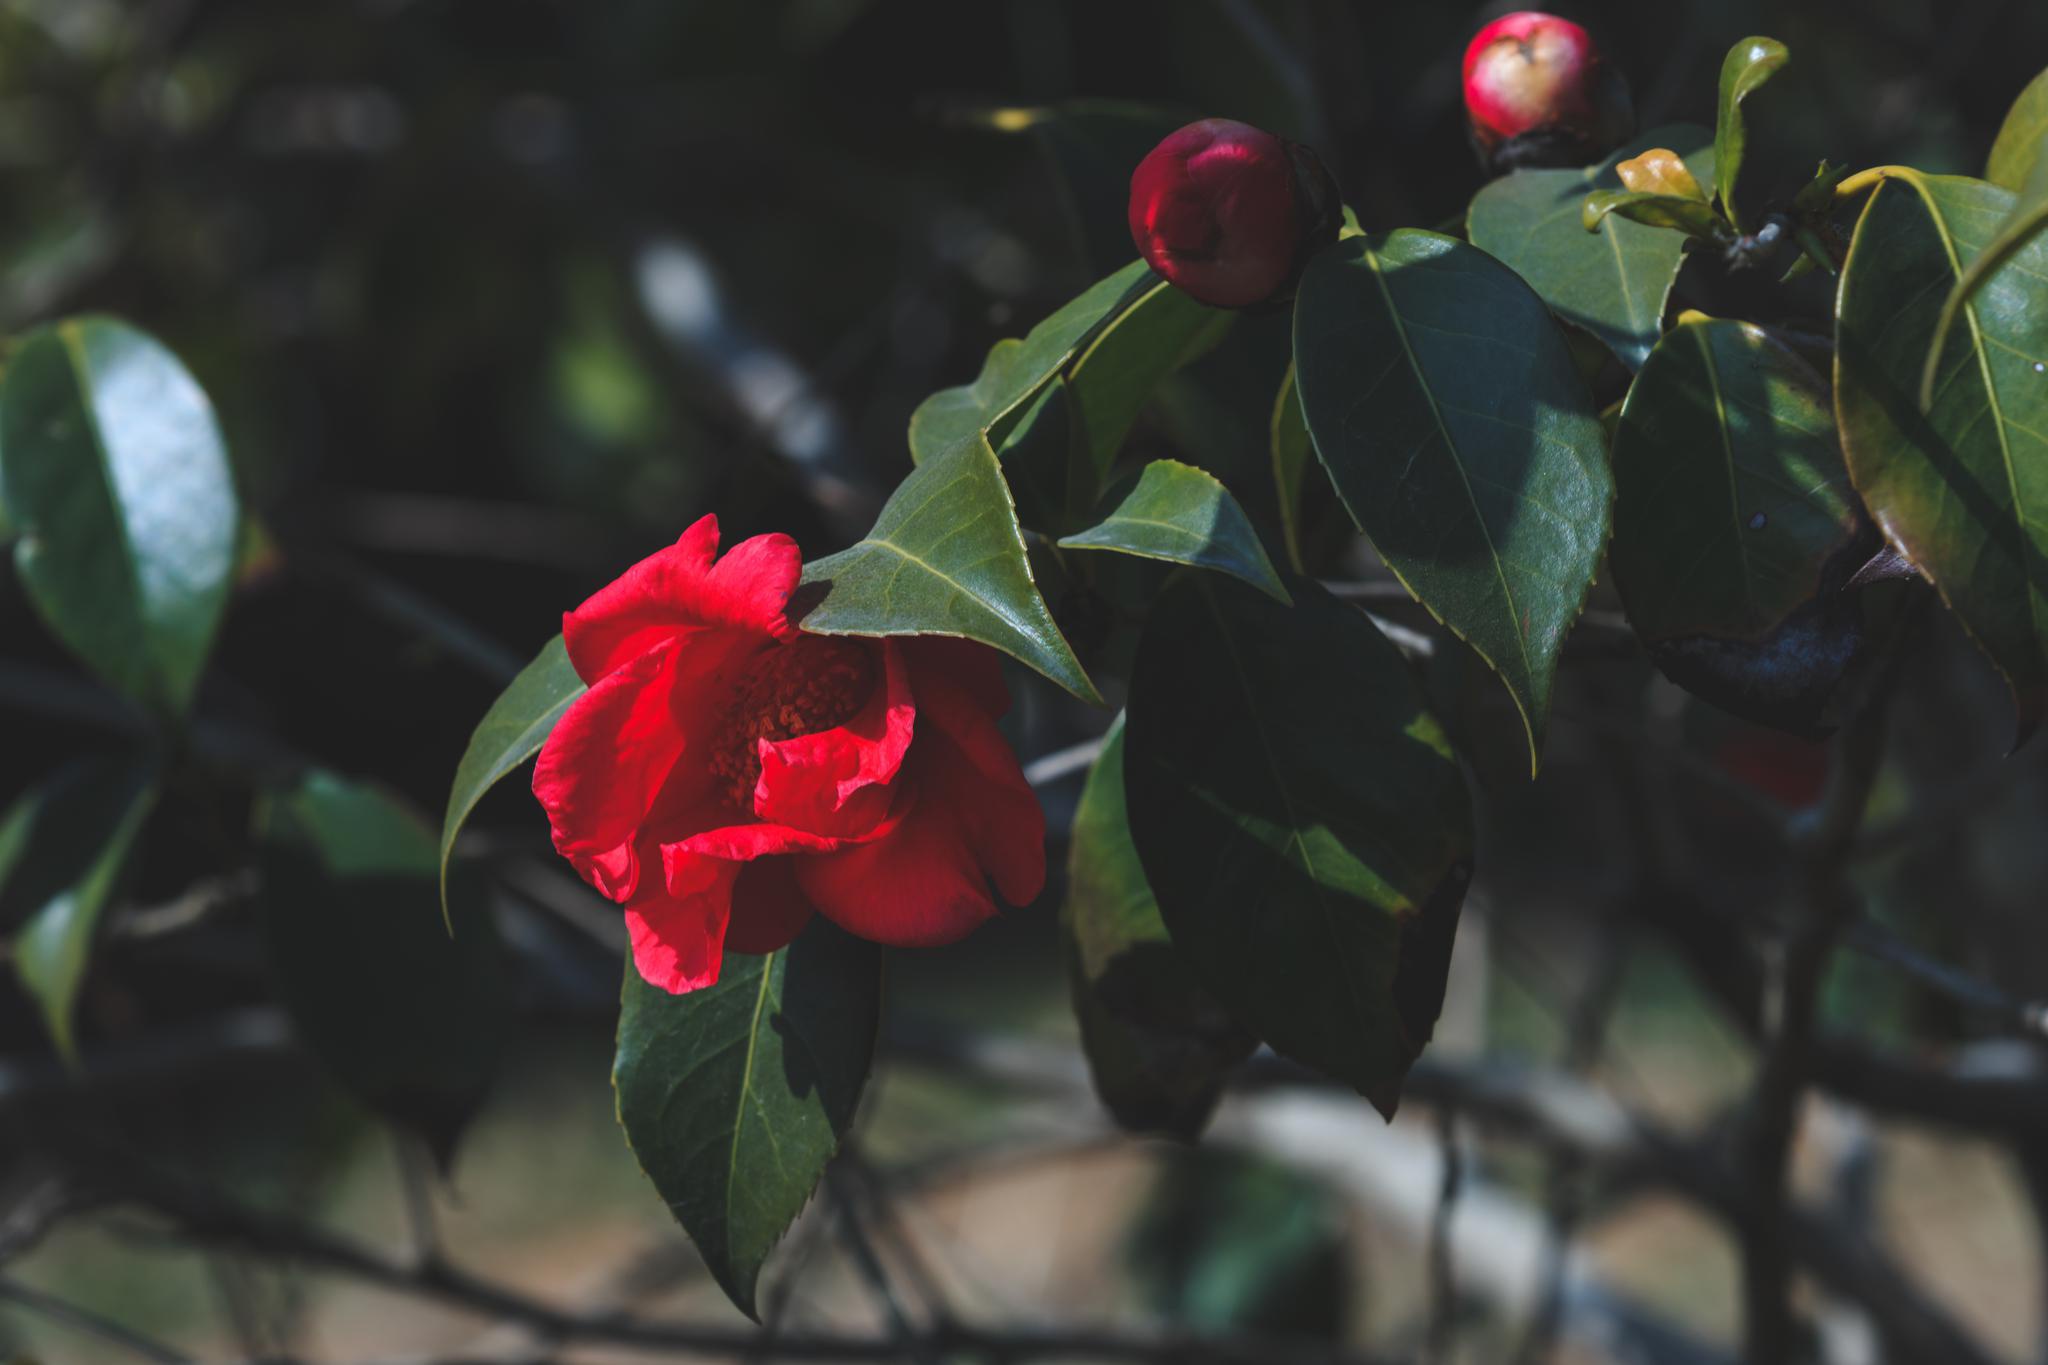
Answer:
532;637;689;902
625;854;735;993
908;670;1046;907
562;514;801;684
902;636;1010;718
753;639;915;838
724;859;815;955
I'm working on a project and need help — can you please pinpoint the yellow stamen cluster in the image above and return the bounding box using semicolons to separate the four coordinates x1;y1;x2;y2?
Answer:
707;635;874;811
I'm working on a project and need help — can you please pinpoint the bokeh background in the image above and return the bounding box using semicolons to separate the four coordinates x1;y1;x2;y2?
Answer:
4;1;2048;1361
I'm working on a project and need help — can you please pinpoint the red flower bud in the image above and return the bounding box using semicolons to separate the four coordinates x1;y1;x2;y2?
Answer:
1462;12;1634;172
1127;118;1340;309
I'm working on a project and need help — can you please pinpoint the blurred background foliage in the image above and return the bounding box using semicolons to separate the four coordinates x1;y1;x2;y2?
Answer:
5;1;2048;1361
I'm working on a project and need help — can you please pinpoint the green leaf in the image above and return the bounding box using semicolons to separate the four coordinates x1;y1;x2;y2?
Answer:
1063;719;1255;1139
1612;318;1857;641
1988;65;2048;192
1058;460;1290;603
1582;189;1730;241
0;317;240;716
614;920;880;1319
1292;231;1612;771
1468;126;1714;371
797;432;1100;703
1714;36;1790;232
1919;155;2048;409
907;260;1153;464
5;759;157;1061
1836;170;2048;742
439;634;585;923
259;771;510;1165
1123;576;1473;1117
1270;364;1312;572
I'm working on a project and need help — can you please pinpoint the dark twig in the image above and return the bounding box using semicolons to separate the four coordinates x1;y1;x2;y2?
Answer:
1425;1107;1462;1364
0;1275;193;1364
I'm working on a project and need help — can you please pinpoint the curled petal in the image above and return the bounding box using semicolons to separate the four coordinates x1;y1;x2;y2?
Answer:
626;855;736;994
563;514;801;683
753;639;915;839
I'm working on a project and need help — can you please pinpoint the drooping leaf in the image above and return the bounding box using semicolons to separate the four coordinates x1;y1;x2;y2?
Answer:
1835;170;2048;742
1123;576;1473;1116
1714;36;1790;232
5;759;157;1061
908;260;1153;464
1582;189;1730;241
614;920;880;1319
1467;126;1716;371
1270;364;1312;572
1987;65;2048;192
1063;719;1256;1139
797;432;1100;702
1292;231;1612;770
1059;460;1289;603
0;317;240;715
1612;318;1869;733
258;771;510;1165
439;634;585;922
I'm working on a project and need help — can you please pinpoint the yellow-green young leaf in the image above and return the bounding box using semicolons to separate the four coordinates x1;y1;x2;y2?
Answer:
1582;189;1729;241
1123;576;1473;1117
1988;65;2048;192
1059;460;1290;603
5;759;158;1061
1292;231;1612;771
614;921;880;1319
0;317;239;716
259;771;510;1166
1468;126;1715;372
1714;36;1790;232
1836;171;2048;742
798;432;1100;703
1063;719;1256;1139
439;635;585;923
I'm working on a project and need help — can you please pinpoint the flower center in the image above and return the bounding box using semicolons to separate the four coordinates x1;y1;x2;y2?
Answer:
707;635;874;811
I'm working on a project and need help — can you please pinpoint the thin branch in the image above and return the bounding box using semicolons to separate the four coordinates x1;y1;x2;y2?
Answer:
0;1275;193;1365
1425;1107;1462;1364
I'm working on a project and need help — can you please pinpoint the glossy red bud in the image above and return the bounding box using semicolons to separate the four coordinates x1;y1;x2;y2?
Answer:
1127;118;1340;309
1462;11;1634;172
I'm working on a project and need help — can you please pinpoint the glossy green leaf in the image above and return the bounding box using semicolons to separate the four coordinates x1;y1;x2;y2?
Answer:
1836;170;2048;741
1468;127;1715;372
1062;281;1234;503
1292;231;1612;770
1988;65;2048;192
1063;719;1255;1138
1714;36;1790;232
797;432;1100;702
5;760;157;1061
1123;576;1473;1116
1919;156;2048;409
1582;189;1729;241
1270;364;1312;572
908;260;1153;464
259;771;510;1165
1613;318;1857;641
615;921;880;1319
1059;460;1289;603
439;634;585;923
0;317;240;715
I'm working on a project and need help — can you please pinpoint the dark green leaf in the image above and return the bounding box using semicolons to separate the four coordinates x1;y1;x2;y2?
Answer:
1919;156;2048;408
440;634;584;923
259;771;510;1165
1292;232;1612;770
1064;719;1255;1139
1836;170;2048;741
1467;126;1716;371
1124;576;1473;1116
614;921;880;1319
1988;65;2048;192
908;261;1153;464
1582;189;1730;241
1270;364;1312;572
1059;460;1289;603
5;759;157;1060
1061;282;1234;505
0;317;240;715
1714;36;1790;232
797;432;1100;702
1613;317;1857;641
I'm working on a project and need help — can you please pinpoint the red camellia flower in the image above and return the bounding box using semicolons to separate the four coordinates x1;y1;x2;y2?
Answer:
533;515;1046;993
1127;118;1340;310
1462;11;1634;171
